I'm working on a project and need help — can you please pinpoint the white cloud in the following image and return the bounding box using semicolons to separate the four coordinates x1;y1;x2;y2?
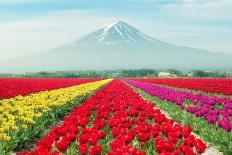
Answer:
163;0;232;20
0;10;113;60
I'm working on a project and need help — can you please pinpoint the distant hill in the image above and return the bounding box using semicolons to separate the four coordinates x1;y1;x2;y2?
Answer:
0;20;232;73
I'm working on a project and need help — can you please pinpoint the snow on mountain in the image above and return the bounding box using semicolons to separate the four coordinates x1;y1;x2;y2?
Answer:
75;20;166;45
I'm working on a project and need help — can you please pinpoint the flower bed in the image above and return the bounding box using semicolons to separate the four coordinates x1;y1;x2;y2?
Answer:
0;78;103;99
0;79;111;154
18;80;207;155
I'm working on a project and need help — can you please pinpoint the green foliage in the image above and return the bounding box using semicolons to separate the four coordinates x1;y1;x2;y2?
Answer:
167;69;183;77
121;69;159;77
192;70;226;78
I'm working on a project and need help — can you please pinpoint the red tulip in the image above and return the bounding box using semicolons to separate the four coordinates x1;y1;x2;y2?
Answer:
55;138;70;152
124;134;133;144
195;139;207;153
173;150;181;155
90;146;102;155
183;135;195;147
79;134;90;144
89;136;99;146
138;132;151;142
182;126;192;138
78;144;88;155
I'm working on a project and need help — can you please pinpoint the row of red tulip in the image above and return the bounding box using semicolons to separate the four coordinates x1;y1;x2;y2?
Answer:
0;78;102;99
131;78;232;95
18;80;207;155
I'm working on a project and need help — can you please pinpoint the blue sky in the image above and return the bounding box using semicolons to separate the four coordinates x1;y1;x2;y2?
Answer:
0;0;232;60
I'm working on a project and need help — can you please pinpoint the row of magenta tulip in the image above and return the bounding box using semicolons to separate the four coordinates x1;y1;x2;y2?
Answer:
18;80;207;155
131;78;232;96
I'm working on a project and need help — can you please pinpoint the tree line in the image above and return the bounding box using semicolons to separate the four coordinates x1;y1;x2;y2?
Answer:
0;69;231;78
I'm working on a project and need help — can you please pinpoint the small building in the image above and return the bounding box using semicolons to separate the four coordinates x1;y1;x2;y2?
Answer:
158;72;177;77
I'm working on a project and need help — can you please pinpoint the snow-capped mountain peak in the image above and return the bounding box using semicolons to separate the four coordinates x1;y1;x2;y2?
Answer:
101;20;121;33
76;21;166;45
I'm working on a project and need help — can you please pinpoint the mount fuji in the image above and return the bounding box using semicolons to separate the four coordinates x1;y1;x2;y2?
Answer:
0;21;231;72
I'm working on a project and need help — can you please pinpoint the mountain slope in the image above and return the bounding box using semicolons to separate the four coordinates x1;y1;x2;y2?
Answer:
0;21;231;73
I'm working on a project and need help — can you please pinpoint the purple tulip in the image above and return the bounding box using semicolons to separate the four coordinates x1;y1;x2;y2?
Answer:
124;79;232;132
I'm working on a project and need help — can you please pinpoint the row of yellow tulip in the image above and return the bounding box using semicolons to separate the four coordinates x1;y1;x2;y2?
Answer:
0;79;111;142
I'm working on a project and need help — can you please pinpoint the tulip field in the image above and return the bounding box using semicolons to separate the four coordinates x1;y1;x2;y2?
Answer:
0;78;231;155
